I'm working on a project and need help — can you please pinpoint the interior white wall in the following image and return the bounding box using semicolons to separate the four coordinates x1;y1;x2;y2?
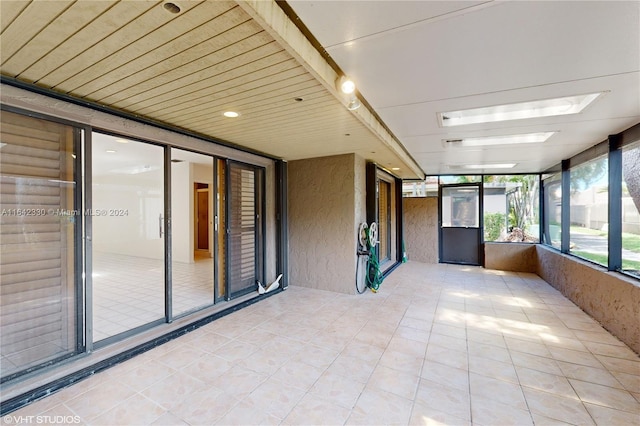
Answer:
92;173;165;260
171;161;193;263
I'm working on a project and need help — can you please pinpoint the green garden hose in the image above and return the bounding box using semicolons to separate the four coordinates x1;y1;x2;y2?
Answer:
366;228;384;292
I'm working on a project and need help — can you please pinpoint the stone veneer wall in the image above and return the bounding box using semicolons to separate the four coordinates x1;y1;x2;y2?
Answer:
288;154;364;294
403;197;438;263
535;245;640;354
484;243;537;273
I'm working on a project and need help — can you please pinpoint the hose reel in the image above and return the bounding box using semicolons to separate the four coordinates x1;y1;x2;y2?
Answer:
356;221;383;293
367;222;378;248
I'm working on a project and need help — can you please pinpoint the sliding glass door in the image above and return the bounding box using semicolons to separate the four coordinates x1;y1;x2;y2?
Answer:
91;133;165;343
227;162;263;298
170;148;215;316
0;107;271;382
0;110;81;380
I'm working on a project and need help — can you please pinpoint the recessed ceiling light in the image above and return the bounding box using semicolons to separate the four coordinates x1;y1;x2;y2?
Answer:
445;132;556;147
163;2;181;14
105;149;117;153
223;111;239;118
115;138;129;144
391;167;400;171
438;92;604;127
449;163;516;169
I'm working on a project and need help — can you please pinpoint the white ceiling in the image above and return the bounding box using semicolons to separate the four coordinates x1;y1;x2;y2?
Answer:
289;0;640;176
0;1;423;179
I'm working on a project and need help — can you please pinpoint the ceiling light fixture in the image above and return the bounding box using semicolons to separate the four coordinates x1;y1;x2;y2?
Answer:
449;163;517;169
335;75;361;111
337;76;356;95
105;149;117;153
223;111;239;118
445;132;556;147
468;163;516;169
438;92;604;127
346;97;361;111
115;138;129;144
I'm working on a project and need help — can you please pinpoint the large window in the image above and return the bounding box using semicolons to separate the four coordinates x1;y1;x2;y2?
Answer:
0;110;80;380
569;155;608;266
622;140;640;277
483;175;539;242
542;173;562;249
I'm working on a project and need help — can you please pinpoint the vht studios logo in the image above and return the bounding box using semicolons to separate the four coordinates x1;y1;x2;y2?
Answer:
3;415;82;424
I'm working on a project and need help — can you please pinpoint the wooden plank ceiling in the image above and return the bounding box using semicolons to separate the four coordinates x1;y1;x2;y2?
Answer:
0;0;423;179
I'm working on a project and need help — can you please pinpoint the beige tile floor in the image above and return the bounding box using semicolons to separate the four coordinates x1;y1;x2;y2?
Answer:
93;251;214;341
5;262;640;425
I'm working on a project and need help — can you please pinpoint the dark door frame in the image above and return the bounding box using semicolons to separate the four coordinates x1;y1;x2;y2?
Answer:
438;182;484;266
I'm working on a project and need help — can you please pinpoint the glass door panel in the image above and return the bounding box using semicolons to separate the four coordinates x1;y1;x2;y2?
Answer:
91;133;165;342
227;162;260;298
440;184;482;265
170;148;214;316
0;111;80;380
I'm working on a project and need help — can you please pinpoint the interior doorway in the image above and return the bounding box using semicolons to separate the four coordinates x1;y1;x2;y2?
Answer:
195;184;210;253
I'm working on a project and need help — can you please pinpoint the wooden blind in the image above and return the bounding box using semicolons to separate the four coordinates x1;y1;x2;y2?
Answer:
228;163;256;296
0;110;77;380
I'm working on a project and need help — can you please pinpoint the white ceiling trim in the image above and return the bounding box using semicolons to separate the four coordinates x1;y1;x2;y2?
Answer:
235;0;425;179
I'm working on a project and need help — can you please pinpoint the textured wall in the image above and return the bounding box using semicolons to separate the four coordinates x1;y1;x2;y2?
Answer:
485;243;537;272
354;155;367;231
536;245;640;354
403;197;438;263
288;154;360;294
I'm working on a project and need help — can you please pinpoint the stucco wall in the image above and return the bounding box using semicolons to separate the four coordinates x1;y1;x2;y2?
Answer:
403;197;438;263
288;154;362;294
536;245;640;354
354;155;367;233
485;243;537;273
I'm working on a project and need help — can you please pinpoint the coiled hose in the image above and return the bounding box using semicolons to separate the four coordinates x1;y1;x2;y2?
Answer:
366;231;384;292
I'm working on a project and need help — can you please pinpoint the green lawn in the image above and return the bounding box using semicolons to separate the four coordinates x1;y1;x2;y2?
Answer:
572;250;640;272
570;226;640;253
622;232;640;253
570;226;605;237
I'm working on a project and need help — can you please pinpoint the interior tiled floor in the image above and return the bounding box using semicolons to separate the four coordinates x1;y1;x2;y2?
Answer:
7;262;640;425
93;251;214;341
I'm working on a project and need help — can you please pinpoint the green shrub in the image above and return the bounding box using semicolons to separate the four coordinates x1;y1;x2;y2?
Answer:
484;212;506;241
